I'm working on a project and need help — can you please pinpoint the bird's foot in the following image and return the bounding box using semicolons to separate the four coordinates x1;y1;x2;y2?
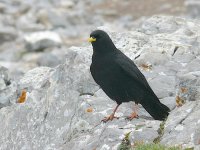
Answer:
101;113;119;123
126;112;139;120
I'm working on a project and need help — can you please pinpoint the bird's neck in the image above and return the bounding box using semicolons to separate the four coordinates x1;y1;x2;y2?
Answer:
92;41;117;55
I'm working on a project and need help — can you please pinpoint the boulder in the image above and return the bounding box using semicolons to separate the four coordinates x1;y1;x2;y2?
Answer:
0;26;17;44
1;16;200;149
0;65;17;108
24;31;62;52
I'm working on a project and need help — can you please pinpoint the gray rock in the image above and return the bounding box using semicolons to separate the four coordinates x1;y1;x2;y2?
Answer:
36;53;62;67
141;16;180;34
21;47;65;68
0;66;10;90
0;81;17;108
0;2;6;13
193;128;200;145
176;71;200;102
161;97;176;110
0;65;17;108
63;46;99;94
24;31;62;52
21;52;43;64
94;89;108;99
149;75;176;99
0;79;5;91
161;101;200;149
136;52;170;66
19;66;53;90
0;61;38;81
16;14;45;32
130;120;160;143
185;0;200;18
0;44;161;149
0;26;17;44
59;1;75;9
0;42;26;62
36;9;68;28
185;58;200;72
1;15;200;149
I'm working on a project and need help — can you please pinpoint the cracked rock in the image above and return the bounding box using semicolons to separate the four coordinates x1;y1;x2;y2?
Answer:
1;16;200;149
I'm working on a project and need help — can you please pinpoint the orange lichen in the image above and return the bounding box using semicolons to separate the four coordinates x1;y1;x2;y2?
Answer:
176;95;185;107
180;87;188;93
86;107;93;113
17;89;27;103
140;63;152;71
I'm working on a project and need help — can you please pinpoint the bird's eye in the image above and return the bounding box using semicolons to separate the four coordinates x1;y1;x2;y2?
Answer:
93;34;100;39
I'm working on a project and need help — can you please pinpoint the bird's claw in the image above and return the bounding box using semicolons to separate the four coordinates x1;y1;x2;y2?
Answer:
126;112;139;120
101;113;119;123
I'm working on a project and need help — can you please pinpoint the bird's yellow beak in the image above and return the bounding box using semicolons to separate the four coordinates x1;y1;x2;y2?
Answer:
88;37;96;42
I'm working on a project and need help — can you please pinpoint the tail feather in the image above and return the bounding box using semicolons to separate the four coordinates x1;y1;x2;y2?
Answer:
140;93;170;121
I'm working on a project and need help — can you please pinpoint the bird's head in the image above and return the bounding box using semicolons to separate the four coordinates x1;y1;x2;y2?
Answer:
88;30;116;53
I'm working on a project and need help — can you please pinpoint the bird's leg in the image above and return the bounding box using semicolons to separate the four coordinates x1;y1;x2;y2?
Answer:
127;103;139;120
101;104;120;123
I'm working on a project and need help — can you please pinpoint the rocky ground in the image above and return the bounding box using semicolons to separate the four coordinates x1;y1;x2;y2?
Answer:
1;0;200;150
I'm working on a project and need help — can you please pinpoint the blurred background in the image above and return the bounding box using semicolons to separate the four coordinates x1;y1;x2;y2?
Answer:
0;0;199;80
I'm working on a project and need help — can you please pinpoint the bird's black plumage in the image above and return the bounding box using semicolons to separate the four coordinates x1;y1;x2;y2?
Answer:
89;30;170;121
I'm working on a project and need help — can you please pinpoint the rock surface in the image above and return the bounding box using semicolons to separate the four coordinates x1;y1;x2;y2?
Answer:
185;0;200;18
0;0;199;149
0;65;17;108
24;31;62;52
0;15;200;149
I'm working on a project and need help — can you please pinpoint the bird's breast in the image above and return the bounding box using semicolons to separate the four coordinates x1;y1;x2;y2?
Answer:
91;55;124;87
90;55;142;102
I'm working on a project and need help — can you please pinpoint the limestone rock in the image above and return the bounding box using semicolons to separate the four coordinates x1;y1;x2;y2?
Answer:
161;101;200;148
1;16;200;149
185;0;200;18
0;26;17;44
0;65;10;90
141;16;180;34
24;31;62;51
19;66;53;90
0;65;17;108
36;53;62;68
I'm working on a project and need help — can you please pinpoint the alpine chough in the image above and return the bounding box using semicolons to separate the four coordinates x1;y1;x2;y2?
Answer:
89;30;170;122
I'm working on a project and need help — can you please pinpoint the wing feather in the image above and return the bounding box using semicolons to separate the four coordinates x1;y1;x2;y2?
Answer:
115;52;150;89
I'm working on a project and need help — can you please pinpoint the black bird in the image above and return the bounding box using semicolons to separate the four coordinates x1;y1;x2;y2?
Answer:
88;30;170;122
